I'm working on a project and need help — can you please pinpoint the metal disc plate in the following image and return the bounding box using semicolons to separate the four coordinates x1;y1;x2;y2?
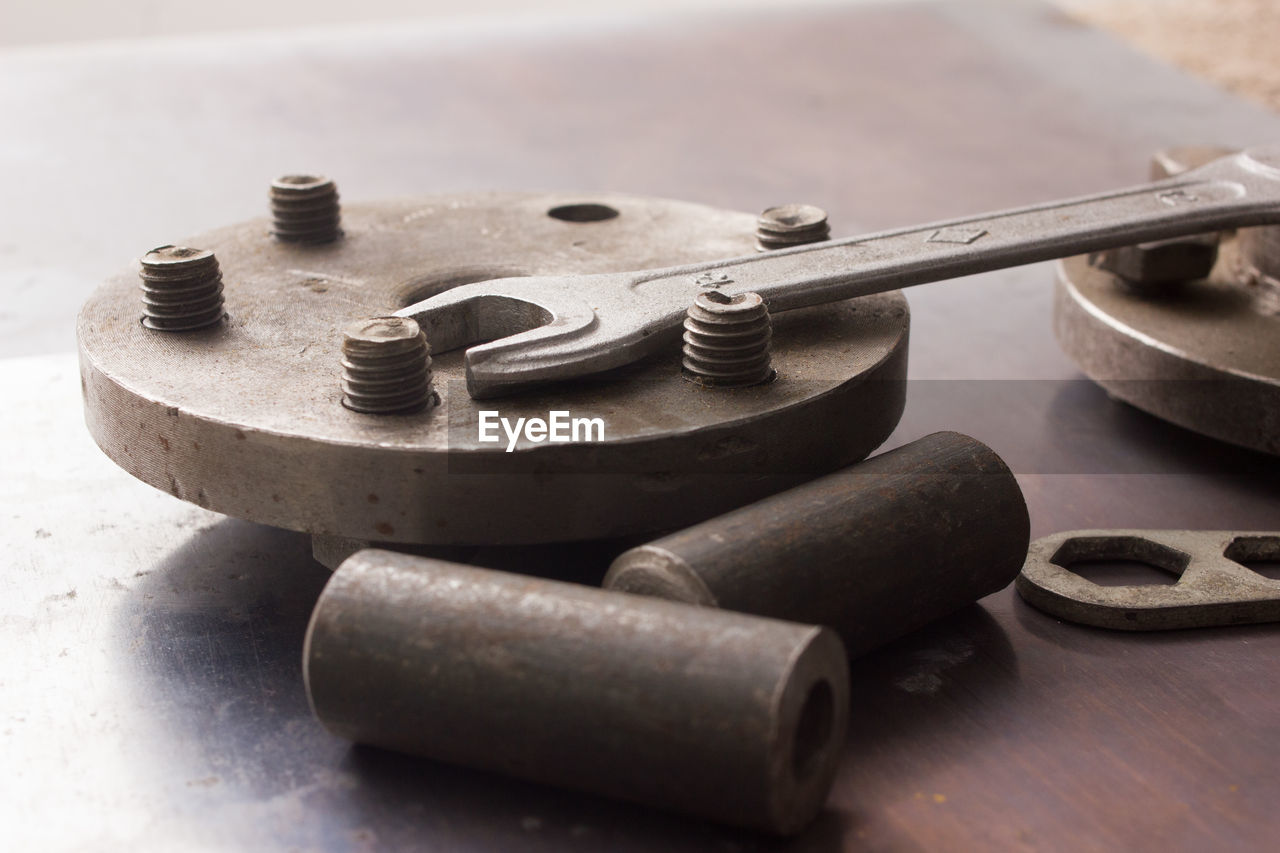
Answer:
1055;237;1280;455
78;192;909;545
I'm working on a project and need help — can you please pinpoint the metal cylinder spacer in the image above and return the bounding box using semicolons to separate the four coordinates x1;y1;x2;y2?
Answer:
340;317;436;414
755;204;830;251
605;431;1029;657
138;245;225;332
304;550;850;834
270;174;342;244
681;290;775;387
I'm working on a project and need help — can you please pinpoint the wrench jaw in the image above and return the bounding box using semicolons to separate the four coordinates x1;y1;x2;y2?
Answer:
396;276;615;398
463;312;601;399
397;271;685;398
396;281;558;354
462;309;677;399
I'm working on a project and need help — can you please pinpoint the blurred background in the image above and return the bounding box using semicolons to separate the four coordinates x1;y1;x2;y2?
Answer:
0;0;853;46
2;0;1276;111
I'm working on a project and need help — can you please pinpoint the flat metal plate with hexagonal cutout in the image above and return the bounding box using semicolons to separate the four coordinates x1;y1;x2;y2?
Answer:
1016;529;1280;630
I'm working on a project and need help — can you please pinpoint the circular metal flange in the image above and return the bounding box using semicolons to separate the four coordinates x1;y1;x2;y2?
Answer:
1055;235;1280;455
79;192;909;545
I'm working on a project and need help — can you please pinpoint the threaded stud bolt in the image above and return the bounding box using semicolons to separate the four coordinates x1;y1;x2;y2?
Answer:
270;174;342;244
681;290;775;387
341;317;436;414
756;204;830;251
138;245;226;332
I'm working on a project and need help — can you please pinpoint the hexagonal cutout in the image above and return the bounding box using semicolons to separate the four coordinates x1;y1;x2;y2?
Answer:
1050;536;1190;587
1224;536;1280;581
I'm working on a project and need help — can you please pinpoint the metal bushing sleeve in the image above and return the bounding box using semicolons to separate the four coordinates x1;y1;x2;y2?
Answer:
605;431;1029;657
304;550;849;835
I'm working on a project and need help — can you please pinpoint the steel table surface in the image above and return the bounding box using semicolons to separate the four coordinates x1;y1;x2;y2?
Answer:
3;1;1280;850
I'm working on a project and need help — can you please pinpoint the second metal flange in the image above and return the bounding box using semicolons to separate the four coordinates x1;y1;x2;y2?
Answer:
1055;146;1280;455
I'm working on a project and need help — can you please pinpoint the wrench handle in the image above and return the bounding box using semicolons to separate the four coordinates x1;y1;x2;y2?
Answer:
637;148;1280;311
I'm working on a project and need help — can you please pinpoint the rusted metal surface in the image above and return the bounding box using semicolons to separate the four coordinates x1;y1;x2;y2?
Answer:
305;550;849;835
77;191;908;545
605;431;1029;656
1017;529;1280;629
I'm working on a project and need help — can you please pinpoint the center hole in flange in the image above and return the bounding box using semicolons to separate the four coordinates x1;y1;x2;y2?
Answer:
793;679;835;780
547;203;620;223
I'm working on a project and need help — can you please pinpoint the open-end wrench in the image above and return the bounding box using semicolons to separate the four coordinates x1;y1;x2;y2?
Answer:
398;146;1280;398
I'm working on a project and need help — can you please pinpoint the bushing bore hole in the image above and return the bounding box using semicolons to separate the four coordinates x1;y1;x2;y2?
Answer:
792;679;834;780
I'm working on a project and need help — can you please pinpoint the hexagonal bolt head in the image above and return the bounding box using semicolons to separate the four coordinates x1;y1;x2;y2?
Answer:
1088;233;1220;295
